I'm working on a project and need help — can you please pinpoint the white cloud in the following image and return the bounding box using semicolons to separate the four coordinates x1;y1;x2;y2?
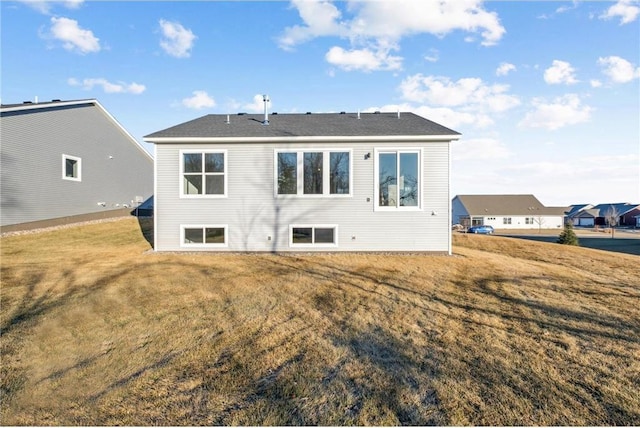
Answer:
519;94;593;130
18;0;83;14
394;74;520;129
182;90;215;109
48;16;100;54
278;0;506;70
590;79;603;88
544;60;578;85
399;74;520;112
363;103;492;130
159;19;196;58
243;94;270;113
496;62;516;76
600;0;640;24
424;48;439;63
452;137;511;161
68;77;145;94
325;44;402;72
597;55;640;83
278;0;345;50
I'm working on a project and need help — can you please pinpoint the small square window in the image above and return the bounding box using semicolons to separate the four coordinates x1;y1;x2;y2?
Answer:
62;154;81;181
180;151;226;197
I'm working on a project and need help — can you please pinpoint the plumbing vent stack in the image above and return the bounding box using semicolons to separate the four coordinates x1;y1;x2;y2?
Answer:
262;94;270;125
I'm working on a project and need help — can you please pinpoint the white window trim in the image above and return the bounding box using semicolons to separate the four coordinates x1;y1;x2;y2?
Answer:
180;224;229;248
62;154;82;182
373;147;423;211
274;149;352;198
289;224;339;248
179;149;228;198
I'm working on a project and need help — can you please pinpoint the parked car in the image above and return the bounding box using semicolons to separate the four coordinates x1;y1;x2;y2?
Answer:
467;225;494;234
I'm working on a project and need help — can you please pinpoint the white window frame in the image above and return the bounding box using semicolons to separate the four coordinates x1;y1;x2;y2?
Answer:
180;224;228;248
179;150;228;198
62;154;82;182
289;224;339;248
374;148;423;211
274;149;352;198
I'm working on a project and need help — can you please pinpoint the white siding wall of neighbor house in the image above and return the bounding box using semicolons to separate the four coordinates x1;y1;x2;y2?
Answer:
481;215;564;229
1;102;153;226
155;140;451;252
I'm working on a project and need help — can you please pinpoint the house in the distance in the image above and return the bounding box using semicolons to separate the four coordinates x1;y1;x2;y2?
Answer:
568;203;640;227
1;99;154;232
452;194;567;229
144;110;461;253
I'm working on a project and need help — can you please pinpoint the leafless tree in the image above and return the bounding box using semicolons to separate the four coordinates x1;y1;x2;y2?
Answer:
605;205;620;239
533;216;546;234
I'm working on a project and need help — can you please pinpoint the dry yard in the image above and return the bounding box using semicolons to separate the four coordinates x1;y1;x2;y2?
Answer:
1;217;639;425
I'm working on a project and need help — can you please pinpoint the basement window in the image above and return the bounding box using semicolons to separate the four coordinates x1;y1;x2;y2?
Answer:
62;154;81;181
181;225;228;247
290;225;338;247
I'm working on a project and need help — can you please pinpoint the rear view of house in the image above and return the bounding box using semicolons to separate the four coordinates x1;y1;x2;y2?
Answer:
145;111;460;253
1;99;154;231
452;194;567;230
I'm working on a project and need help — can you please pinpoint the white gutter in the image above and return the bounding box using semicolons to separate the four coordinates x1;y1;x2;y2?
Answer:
145;135;461;144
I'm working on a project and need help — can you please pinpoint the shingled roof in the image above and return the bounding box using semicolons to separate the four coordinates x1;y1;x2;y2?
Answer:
144;112;460;141
455;194;568;216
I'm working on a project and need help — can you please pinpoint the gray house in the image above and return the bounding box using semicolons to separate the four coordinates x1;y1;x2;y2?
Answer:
145;111;460;253
452;194;568;230
1;99;154;231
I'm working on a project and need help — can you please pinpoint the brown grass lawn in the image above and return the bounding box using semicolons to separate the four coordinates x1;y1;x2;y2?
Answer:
1;218;639;425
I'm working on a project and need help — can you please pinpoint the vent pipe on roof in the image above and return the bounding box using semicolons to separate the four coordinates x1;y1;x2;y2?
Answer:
262;94;270;125
226;114;230;124
357;110;360;120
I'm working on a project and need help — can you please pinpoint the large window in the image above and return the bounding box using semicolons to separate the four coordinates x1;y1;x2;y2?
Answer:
62;154;81;182
181;151;226;197
376;149;420;209
290;225;337;247
181;225;227;247
276;150;350;196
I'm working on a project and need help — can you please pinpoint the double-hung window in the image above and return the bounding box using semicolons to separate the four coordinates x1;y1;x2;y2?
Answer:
375;149;421;210
180;150;226;197
276;150;351;196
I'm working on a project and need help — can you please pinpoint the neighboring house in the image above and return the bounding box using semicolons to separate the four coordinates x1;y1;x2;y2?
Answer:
451;194;567;230
571;208;599;227
1;99;154;231
566;203;640;227
144;111;461;253
590;203;640;227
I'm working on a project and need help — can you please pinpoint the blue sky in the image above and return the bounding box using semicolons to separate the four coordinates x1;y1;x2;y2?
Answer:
2;0;639;206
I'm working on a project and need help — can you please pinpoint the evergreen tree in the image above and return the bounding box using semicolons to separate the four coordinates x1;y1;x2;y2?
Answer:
557;222;579;246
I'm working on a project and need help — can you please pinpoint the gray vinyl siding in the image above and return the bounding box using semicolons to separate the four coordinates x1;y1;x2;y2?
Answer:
1;103;153;226
155;140;451;252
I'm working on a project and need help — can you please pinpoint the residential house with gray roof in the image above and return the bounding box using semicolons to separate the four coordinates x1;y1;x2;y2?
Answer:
568;203;640;227
452;194;568;230
1;99;154;231
145;111;460;253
